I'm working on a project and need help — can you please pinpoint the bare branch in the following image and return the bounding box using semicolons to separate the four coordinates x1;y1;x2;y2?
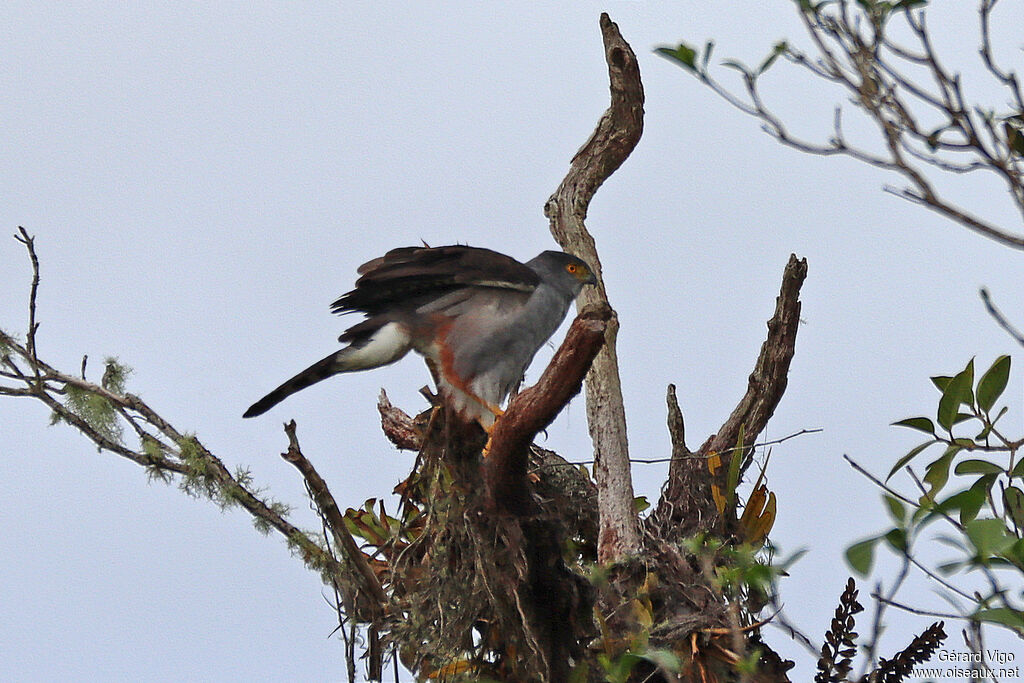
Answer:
545;12;644;562
843;454;919;508
1;236;341;588
561;428;821;465
861;557;911;675
705;255;807;468
281;420;387;615
980;287;1024;347
665;384;690;476
873;595;961;620
979;0;1024;113
672;1;1024;249
649;255;806;537
14;227;41;379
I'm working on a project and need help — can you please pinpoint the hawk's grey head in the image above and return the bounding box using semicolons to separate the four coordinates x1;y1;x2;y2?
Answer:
526;251;597;300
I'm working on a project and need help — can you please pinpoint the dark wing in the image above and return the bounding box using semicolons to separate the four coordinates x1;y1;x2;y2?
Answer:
331;245;540;317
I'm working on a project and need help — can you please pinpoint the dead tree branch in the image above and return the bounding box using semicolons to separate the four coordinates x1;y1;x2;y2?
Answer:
1;231;346;594
13;227;41;379
377;389;422;451
545;11;645;562
706;255;807;464
650;254;807;537
281;420;388;615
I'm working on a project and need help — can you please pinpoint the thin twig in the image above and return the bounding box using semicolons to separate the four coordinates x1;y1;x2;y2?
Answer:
562;428;822;465
1;243;340;584
280;420;388;612
874;595;961;620
861;554;911;675
766;595;820;660
980;287;1024;347
843;454;918;507
907;554;976;602
14;227;42;378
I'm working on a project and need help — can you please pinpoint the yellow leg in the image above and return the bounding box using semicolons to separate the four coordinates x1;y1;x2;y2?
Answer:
482;422;495;459
480;404;504;458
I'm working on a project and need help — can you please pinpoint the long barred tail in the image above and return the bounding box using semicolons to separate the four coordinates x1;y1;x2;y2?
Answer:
243;322;413;418
242;351;344;418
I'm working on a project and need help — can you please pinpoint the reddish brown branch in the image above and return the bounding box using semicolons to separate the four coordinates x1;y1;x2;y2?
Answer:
280;420;388;614
545;11;645;562
485;304;611;513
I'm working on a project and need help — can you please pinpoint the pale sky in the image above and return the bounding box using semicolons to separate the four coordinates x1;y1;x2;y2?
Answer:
2;2;1023;681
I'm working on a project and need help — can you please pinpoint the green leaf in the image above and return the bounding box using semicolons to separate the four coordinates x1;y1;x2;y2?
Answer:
977;355;1011;413
973;607;1024;629
633;495;650;514
655;43;698;72
930;375;952;392
963;475;996;525
568;661;590;683
1005;486;1024;529
883;527;908;553
887;439;936;482
883;494;906;524
1006;121;1024;157
954;459;1004;476
846;537;879;576
962;358;976;404
920;445;959;504
938;560;965;575
921;483;989;527
892;416;935;435
777;547;809;572
1008;538;1024;570
952;413;976;426
965;518;1014;558
937;366;973;431
935;533;967;551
